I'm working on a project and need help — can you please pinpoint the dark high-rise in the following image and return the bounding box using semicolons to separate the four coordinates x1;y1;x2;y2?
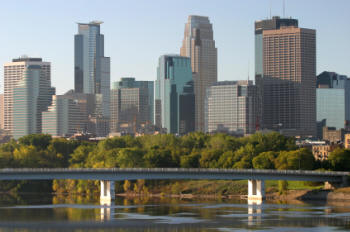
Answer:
255;16;316;137
110;78;154;134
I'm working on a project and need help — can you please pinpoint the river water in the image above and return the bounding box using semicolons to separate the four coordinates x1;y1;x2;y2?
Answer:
0;194;349;231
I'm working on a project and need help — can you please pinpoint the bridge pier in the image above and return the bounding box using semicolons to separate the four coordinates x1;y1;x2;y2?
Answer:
100;180;115;205
324;175;349;190
248;179;265;202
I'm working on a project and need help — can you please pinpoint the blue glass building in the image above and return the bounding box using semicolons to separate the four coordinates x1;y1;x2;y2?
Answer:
316;71;350;137
155;55;195;134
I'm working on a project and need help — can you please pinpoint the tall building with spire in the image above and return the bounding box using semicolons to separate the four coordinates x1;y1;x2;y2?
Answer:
255;16;316;137
180;15;217;132
74;21;110;118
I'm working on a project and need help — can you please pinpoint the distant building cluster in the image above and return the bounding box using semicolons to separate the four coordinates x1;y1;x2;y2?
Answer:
0;15;348;151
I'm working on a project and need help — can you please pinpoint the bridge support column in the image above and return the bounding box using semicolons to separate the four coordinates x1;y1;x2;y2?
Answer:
100;180;115;205
248;179;265;203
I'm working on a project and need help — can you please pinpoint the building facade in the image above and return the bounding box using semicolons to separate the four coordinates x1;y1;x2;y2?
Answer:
316;71;350;138
74;21;110;121
110;77;154;133
180;15;217;132
322;127;345;143
4;57;52;136
255;16;316;137
12;62;55;139
344;134;350;149
155;55;195;134
43;90;96;137
42;95;80;137
0;94;4;130
205;81;257;135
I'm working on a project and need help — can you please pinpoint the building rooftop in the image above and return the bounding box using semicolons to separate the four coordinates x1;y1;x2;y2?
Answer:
12;56;42;62
77;20;103;26
255;16;298;34
211;80;253;86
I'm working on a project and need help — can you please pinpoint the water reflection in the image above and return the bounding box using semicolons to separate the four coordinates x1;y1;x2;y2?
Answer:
247;200;262;226
0;194;350;231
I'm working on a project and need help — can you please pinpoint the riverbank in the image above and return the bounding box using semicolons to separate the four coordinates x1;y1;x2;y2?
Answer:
269;187;350;201
116;187;350;202
117;179;350;202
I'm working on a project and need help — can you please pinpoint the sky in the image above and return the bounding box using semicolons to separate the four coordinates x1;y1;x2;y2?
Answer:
0;0;349;94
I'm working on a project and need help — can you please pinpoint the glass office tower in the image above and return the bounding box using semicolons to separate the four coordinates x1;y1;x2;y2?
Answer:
205;81;258;135
316;71;350;136
155;55;194;134
74;21;110;118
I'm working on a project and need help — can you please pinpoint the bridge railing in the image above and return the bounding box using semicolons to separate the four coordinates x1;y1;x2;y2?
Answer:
0;168;348;177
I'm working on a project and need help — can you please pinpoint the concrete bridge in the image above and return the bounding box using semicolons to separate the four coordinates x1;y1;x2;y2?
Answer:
0;168;348;204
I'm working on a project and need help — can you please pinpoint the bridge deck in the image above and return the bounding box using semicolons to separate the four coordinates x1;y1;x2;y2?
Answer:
0;168;348;182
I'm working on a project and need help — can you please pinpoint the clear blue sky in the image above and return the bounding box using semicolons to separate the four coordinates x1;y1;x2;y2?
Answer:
0;0;349;94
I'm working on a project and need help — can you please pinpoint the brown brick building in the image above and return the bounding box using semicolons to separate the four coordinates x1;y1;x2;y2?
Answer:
255;17;316;137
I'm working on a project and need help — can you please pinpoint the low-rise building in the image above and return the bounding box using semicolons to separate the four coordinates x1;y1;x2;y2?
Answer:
312;144;339;161
322;127;345;143
344;134;350;149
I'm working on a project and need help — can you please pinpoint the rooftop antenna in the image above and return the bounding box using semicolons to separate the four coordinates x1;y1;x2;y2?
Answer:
283;0;286;17
269;1;272;19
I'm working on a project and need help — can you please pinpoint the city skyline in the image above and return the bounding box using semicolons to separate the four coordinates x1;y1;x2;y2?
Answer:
0;0;349;95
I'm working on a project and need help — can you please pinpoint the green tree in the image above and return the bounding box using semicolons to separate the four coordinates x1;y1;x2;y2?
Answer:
116;148;144;168
199;149;222;168
217;151;235;168
69;145;94;167
180;151;201;168
275;148;315;170
328;148;350;171
18;134;52;150
252;151;277;169
144;148;175;168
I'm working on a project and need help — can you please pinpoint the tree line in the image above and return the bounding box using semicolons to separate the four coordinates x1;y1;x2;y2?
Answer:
0;132;349;193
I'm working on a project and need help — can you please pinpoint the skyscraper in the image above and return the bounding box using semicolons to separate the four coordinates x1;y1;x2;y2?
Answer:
4;57;53;136
74;21;110;118
255;16;316;137
316;71;350;137
0;94;4;130
155;55;195;134
180;15;217;132
110;77;154;134
205;81;258;135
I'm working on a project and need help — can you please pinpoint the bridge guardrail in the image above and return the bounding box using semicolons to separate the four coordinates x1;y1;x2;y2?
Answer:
0;168;348;177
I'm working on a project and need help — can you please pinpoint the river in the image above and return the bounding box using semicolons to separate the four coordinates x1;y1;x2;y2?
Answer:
0;194;349;231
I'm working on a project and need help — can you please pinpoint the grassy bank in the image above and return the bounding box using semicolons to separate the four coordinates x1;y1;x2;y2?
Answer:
117;180;324;196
